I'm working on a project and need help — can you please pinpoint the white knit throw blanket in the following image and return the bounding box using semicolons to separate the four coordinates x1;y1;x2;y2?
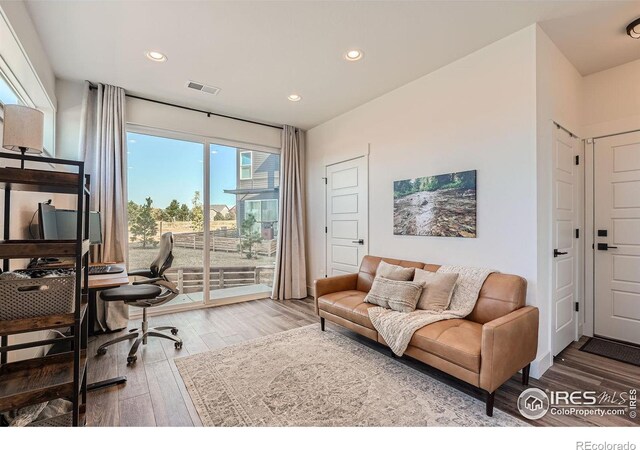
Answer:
368;265;495;356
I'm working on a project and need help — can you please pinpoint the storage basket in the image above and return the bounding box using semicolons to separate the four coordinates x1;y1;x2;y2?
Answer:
27;412;75;427
0;275;76;321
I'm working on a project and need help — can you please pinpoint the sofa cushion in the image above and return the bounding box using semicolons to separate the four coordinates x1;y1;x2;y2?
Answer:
408;319;482;372
356;256;426;292
414;269;459;311
365;278;423;310
376;261;416;281
317;290;376;329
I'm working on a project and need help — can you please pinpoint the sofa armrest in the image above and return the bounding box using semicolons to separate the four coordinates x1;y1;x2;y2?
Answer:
313;273;359;314
479;306;539;393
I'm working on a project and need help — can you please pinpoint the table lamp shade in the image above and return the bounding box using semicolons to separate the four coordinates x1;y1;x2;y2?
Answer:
2;104;44;154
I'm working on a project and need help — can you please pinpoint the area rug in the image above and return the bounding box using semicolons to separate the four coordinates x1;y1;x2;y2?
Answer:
174;325;526;426
580;337;640;367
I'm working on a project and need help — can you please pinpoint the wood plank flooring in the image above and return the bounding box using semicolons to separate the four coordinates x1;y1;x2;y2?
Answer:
86;298;639;427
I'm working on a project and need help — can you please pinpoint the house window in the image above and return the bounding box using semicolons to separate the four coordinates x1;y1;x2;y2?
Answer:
239;151;252;180
0;73;21;107
245;199;278;223
261;199;278;222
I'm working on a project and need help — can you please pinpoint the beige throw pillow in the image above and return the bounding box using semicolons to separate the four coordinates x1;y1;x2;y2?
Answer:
376;260;415;281
365;277;423;312
413;269;459;311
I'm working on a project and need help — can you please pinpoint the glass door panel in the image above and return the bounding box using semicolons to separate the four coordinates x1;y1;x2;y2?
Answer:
208;144;279;302
127;131;205;309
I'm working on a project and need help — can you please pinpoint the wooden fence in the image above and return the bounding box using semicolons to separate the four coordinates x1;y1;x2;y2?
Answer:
173;232;276;256
165;265;275;294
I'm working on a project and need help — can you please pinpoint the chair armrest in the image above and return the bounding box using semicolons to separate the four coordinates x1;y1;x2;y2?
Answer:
128;269;154;278
479;306;539;393
313;273;359;314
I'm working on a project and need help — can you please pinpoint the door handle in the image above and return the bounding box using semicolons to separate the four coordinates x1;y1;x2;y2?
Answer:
597;243;618;250
553;249;568;257
352;239;364;245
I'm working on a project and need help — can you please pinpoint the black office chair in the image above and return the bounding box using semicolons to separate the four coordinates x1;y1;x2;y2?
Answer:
96;232;183;365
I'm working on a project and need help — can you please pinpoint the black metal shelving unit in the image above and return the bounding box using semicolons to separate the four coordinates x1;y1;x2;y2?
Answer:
0;151;90;426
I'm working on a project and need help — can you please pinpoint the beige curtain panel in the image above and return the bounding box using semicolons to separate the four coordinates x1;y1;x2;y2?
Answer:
272;126;308;300
80;81;129;331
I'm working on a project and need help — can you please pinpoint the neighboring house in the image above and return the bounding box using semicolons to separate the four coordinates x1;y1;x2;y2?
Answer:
210;204;230;219
224;150;280;239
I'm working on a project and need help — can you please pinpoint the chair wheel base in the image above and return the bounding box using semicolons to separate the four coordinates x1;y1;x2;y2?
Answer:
97;348;107;356
171;328;179;335
127;356;137;365
175;342;183;349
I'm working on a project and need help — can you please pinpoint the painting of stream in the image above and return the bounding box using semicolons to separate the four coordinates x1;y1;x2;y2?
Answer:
393;170;476;238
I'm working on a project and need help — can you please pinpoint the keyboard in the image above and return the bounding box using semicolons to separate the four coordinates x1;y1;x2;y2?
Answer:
14;266;124;277
88;265;124;276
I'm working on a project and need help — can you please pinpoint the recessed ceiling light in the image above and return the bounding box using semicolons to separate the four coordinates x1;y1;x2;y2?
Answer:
627;17;640;39
288;94;302;102
345;49;363;61
145;50;167;62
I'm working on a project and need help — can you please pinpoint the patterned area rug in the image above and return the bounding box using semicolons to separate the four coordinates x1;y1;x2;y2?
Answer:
175;325;526;426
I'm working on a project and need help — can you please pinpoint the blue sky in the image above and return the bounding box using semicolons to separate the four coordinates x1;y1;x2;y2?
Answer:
0;75;20;105
127;132;237;208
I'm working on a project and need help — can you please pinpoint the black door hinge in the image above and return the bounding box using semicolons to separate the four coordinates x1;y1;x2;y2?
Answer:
575;229;579;239
325;226;328;233
575;302;580;312
323;177;327;185
575;155;580;165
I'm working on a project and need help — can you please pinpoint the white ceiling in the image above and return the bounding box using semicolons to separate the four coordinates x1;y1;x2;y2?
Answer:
23;1;640;130
540;1;640;75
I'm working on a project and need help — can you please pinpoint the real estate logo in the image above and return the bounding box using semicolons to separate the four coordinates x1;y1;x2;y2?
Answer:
517;387;637;421
517;388;550;420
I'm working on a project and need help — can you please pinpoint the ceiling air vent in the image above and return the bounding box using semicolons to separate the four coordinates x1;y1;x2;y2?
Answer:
186;80;221;95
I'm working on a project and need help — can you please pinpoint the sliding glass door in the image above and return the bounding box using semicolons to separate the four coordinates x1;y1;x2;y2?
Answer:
126;131;205;308
126;127;279;311
208;144;280;302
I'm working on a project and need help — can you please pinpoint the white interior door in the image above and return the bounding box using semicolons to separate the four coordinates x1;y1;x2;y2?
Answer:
325;156;368;277
552;127;581;356
594;131;640;345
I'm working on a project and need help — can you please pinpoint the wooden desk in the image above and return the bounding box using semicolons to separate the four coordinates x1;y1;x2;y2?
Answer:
88;267;129;290
87;263;129;336
87;263;130;392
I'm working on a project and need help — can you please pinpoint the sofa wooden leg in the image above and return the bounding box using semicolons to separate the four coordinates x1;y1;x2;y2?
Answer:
486;391;495;417
522;364;530;386
320;317;325;331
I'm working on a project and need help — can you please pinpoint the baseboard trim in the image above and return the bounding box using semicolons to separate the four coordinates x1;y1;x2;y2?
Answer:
530;351;552;379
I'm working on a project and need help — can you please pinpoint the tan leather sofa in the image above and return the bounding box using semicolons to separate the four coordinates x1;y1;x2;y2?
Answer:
314;255;539;416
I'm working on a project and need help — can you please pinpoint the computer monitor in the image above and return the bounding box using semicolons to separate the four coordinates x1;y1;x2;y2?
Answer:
38;203;103;244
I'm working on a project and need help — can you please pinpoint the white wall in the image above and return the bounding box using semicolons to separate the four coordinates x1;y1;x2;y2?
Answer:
126;96;281;149
0;1;55;103
0;2;57;154
535;26;583;374
582;58;640;138
55;78;282;160
55;78;84;160
307;24;540;343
